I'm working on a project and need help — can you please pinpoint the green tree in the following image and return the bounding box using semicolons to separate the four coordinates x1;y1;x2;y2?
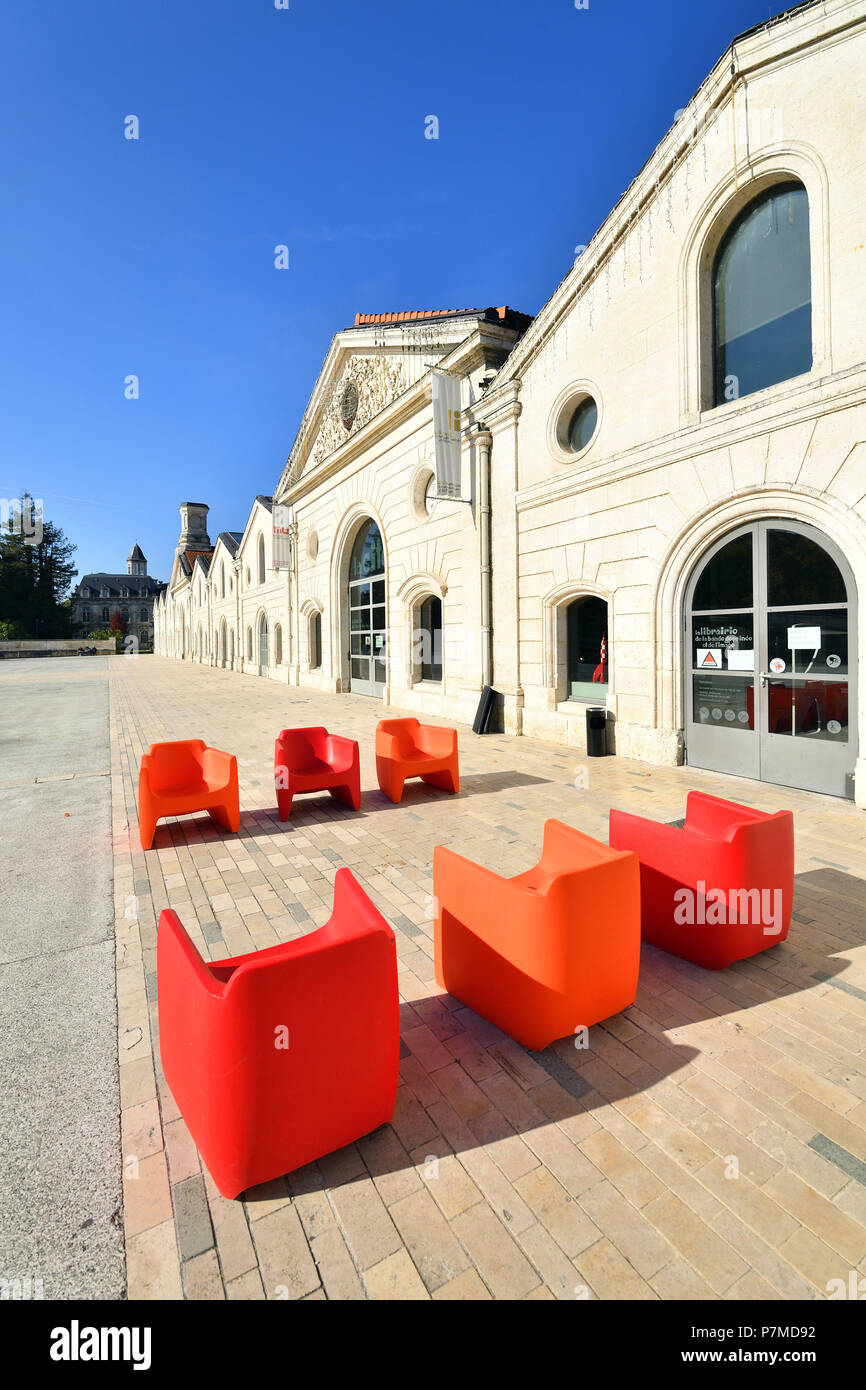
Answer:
85;626;121;651
0;494;77;637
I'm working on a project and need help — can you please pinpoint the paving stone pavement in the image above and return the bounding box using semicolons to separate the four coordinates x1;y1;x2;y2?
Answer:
109;655;866;1301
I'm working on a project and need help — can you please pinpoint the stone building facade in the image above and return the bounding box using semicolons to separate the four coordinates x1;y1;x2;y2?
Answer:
156;0;866;805
71;544;165;648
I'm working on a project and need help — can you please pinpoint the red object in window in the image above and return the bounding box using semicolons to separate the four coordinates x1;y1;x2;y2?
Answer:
274;727;361;821
375;717;459;803
138;739;239;850
592;634;606;683
157;868;399;1198
434;820;640;1050
609;791;793;970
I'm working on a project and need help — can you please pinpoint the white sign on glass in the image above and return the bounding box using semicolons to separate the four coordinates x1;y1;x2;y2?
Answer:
787;626;821;650
697;649;722;668
726;649;754;671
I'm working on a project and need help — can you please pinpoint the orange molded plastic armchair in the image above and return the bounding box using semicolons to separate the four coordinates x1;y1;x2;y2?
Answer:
608;790;794;970
434;819;640;1050
157;868;399;1199
274;726;361;821
375;717;459;803
138;739;239;850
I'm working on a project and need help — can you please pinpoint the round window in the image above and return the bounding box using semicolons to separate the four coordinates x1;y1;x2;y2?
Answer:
410;466;437;522
567;397;598;454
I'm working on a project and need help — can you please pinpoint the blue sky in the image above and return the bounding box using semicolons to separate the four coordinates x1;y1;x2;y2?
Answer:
0;0;784;583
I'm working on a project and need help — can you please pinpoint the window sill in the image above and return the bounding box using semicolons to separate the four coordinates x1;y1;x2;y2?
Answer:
557;697;609;713
699;366;815;422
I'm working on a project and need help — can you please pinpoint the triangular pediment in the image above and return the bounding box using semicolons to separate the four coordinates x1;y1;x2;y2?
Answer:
307;351;408;468
276;311;523;497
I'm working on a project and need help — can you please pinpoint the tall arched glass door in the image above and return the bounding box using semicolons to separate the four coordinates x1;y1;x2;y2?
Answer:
258;616;269;676
348;520;386;696
685;520;857;798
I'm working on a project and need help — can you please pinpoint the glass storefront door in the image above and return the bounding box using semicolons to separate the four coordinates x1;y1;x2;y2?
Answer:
686;521;856;798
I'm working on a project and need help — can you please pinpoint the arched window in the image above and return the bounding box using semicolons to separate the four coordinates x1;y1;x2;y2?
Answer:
102;607;109;622
258;534;266;585
566;596;608;700
713;181;811;406
349;519;385;580
220;563;225;599
139;607;147;621
414;596;443;682
274;623;282;665
230;629;235;666
310;612;322;670
82;608;90;623
121;608;129;622
246;626;252;660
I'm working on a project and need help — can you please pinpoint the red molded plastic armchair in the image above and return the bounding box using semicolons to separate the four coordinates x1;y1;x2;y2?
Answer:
157;868;399;1198
434;819;640;1051
139;739;239;850
375;717;459;803
274;726;361;821
608;790;794;970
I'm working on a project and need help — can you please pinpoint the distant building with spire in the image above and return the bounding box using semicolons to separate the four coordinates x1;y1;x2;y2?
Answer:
69;543;166;648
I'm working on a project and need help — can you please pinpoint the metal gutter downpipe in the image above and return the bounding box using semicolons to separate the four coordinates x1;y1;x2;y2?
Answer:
475;425;494;690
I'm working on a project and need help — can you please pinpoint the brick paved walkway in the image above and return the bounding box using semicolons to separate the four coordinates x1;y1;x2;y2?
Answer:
110;655;866;1300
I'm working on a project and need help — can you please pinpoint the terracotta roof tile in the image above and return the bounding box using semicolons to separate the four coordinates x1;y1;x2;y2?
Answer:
351;306;525;328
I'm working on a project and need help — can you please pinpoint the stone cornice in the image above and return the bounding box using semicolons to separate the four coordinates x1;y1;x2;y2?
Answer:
465;378;523;431
516;364;866;513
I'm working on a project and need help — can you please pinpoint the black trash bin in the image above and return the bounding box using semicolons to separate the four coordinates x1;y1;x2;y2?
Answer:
585;706;608;757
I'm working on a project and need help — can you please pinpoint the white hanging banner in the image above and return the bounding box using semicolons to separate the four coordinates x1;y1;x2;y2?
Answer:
431;369;463;500
272;505;292;570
